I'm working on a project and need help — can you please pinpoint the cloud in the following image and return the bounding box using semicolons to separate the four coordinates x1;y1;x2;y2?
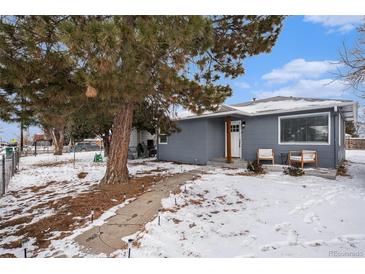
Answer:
304;16;363;34
262;59;341;84
256;78;349;99
235;81;251;89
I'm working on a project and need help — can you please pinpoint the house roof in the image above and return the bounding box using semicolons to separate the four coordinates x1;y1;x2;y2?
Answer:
174;96;358;123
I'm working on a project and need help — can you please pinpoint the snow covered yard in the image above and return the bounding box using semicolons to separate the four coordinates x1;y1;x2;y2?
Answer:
0;152;198;257
116;150;365;258
1;150;365;258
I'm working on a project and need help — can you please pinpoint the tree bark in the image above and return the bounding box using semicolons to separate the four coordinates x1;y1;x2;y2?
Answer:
101;104;134;184
51;127;64;155
102;134;111;158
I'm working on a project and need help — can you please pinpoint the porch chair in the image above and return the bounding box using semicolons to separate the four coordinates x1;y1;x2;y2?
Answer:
289;150;318;168
257;148;275;165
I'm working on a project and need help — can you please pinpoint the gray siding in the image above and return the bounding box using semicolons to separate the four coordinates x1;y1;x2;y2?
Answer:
242;108;337;168
157;117;226;164
158;108;343;169
206;117;225;160
157;119;209;164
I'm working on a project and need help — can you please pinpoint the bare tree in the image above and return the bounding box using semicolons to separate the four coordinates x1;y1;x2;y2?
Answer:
338;22;365;97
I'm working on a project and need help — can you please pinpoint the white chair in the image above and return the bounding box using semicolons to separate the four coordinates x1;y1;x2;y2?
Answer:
257;148;275;165
289;150;318;168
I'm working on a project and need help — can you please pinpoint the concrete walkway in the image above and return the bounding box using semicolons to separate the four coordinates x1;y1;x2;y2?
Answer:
75;169;204;256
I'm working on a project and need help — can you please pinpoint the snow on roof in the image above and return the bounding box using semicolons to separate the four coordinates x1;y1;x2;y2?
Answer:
229;98;349;114
174;96;357;121
171;105;233;120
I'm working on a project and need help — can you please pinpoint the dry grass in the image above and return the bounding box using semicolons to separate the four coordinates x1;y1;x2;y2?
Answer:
0;174;166;255
136;168;169;175
32;160;74;168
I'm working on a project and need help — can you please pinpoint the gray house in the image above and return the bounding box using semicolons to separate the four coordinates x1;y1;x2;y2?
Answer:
157;96;358;168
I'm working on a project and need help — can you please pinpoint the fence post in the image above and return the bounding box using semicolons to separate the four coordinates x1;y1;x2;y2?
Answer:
11;151;15;175
2;155;5;195
16;150;19;171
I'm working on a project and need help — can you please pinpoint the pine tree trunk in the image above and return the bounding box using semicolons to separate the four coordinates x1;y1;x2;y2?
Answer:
101;104;134;184
51;128;64;155
102;134;111;157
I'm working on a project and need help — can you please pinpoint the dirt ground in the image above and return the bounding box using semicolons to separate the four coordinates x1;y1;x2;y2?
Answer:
0;174;166;256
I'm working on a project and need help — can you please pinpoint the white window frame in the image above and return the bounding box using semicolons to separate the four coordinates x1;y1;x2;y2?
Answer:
158;133;168;145
278;112;331;145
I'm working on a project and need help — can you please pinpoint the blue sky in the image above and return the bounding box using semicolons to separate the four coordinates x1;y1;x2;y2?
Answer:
225;15;364;105
1;15;364;142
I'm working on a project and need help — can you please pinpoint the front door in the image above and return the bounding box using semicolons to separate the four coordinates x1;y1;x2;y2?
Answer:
225;120;241;158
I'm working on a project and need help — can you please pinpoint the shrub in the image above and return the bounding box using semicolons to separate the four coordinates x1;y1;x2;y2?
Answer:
336;163;348;176
247;161;264;174
283;165;305;177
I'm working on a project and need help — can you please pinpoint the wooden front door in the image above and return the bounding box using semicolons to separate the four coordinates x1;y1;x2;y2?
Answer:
225;120;241;158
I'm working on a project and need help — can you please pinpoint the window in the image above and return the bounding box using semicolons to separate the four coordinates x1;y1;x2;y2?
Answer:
278;112;330;145
230;124;240;132
159;134;168;144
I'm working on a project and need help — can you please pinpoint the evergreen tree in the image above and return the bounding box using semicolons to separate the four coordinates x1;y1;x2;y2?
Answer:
0;16;84;155
61;16;284;184
345;121;359;137
1;16;285;183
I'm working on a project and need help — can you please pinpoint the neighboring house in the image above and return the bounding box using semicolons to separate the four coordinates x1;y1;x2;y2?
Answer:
128;128;157;158
33;133;52;147
129;128;156;148
157;96;358;168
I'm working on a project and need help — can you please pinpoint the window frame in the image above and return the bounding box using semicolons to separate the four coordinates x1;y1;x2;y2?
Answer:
158;133;168;145
278;112;331;145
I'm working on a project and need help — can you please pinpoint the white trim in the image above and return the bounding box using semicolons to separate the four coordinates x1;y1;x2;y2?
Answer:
176;110;242;121
224;120;242;159
158;134;168;144
158;129;168;145
278;112;331;146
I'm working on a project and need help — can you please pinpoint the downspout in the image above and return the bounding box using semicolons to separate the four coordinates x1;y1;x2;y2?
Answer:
333;107;338;168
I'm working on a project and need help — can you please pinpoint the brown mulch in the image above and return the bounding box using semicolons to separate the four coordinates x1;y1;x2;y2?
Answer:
32;160;74;168
0;253;17;258
188;199;204;205
136;168;169;175
0;174;165;256
1;239;22;249
77;172;88;179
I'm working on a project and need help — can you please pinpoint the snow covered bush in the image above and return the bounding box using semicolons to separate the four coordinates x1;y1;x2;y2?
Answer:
283;165;305;176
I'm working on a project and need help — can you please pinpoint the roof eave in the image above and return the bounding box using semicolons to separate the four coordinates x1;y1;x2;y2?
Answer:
174;101;358;121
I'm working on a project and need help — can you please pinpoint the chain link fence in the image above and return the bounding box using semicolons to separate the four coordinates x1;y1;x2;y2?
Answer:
1;149;20;196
